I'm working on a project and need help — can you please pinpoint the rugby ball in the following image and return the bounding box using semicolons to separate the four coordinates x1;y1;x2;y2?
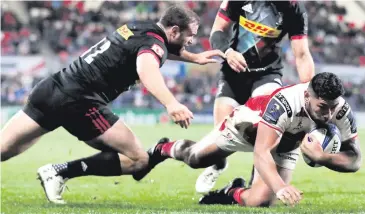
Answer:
303;124;342;167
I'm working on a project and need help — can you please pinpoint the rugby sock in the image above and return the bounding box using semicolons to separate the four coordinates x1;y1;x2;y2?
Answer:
53;152;122;179
160;141;176;158
229;188;247;205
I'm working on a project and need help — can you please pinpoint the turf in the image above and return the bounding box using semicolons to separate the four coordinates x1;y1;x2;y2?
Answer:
1;125;365;213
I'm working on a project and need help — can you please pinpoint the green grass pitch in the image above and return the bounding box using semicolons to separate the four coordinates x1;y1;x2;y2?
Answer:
1;125;365;213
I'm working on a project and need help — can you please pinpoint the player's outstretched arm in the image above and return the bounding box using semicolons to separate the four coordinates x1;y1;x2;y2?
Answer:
209;1;248;72
254;122;302;206
167;49;225;65
316;137;361;173
136;53;193;129
291;38;315;83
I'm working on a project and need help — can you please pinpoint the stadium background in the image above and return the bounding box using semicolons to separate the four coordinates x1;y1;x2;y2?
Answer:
1;1;365;213
1;0;365;125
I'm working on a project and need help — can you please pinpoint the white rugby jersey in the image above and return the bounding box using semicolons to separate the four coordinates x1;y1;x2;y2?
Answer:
219;83;358;153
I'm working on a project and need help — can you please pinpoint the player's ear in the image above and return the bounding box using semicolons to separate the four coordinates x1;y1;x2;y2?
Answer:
170;25;181;39
304;90;310;102
304;90;310;98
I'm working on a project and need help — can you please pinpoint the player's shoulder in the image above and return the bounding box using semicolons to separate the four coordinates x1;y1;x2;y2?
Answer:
272;83;308;113
112;21;168;47
111;21;168;61
278;83;308;97
333;97;353;121
330;97;358;138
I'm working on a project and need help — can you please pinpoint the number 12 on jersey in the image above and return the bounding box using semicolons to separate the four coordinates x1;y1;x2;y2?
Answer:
81;38;111;64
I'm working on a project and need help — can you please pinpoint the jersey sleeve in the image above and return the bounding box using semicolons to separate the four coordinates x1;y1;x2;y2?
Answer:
281;1;308;40
334;102;358;141
260;96;290;135
137;38;166;67
217;0;243;22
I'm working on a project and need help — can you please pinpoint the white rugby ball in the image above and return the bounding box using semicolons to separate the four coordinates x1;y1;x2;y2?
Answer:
303;124;342;167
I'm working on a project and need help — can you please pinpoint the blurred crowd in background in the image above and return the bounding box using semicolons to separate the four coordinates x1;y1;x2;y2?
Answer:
2;1;365;111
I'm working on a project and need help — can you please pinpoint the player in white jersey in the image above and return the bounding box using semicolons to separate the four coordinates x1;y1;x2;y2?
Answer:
135;72;361;207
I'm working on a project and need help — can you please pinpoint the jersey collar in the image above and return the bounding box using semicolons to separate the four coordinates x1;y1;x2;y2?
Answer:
155;23;169;44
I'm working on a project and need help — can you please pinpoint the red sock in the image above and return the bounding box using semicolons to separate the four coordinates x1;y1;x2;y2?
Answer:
160;141;175;157
232;188;246;206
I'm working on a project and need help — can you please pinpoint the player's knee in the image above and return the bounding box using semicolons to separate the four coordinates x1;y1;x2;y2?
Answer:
175;140;195;154
186;153;203;169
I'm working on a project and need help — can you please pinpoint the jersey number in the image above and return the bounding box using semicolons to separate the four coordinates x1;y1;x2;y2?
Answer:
81;38;111;64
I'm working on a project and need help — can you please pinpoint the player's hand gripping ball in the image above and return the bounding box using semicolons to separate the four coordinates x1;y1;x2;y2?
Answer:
301;123;342;167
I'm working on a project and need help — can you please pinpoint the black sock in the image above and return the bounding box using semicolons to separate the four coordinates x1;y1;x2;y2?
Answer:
53;152;122;179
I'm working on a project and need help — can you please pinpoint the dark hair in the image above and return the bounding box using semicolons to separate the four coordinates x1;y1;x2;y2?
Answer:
309;72;345;100
159;5;200;31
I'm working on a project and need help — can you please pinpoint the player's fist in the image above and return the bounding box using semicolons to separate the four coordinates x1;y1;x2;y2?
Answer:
166;101;194;129
276;185;303;207
300;134;324;163
226;48;248;73
194;50;226;65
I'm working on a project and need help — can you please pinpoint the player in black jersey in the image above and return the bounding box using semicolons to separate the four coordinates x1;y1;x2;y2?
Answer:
195;1;316;194
0;5;224;204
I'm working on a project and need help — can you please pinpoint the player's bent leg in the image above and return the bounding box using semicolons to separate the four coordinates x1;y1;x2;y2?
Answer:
38;119;148;204
37;107;148;204
1;110;48;161
237;166;293;207
202;147;298;207
86;119;149;174
183;137;232;169
133;128;233;181
236;148;299;206
199;166;293;207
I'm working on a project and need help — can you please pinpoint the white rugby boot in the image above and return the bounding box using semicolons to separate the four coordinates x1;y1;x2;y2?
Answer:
37;164;68;204
195;163;229;194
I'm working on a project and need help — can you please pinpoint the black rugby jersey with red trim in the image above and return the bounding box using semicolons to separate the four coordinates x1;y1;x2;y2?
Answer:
52;21;168;103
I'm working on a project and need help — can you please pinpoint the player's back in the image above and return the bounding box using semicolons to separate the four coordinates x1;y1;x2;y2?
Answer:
51;21;168;103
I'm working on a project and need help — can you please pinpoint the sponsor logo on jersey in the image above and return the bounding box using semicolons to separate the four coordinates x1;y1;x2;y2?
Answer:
151;44;164;58
347;110;357;134
242;4;253;13
275;93;293;117
262;98;286;125
117;25;134;40
336;102;349;120
239;16;281;38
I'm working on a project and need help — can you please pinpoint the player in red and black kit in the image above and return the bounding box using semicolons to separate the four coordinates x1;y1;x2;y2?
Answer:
0;6;224;204
193;0;316;193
